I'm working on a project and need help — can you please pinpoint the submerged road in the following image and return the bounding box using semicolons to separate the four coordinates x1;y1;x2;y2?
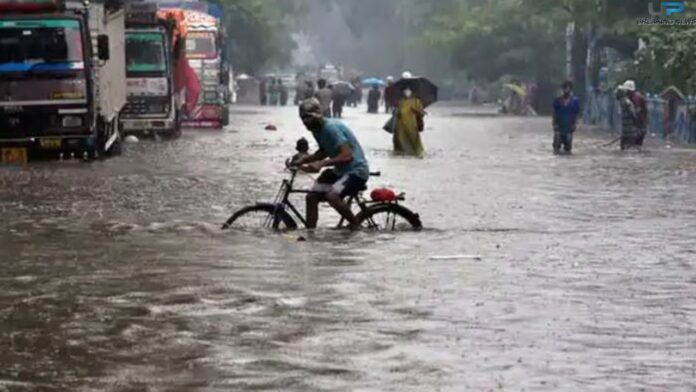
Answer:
1;103;695;391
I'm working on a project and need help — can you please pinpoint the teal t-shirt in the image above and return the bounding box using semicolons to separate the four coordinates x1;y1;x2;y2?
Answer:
312;119;369;179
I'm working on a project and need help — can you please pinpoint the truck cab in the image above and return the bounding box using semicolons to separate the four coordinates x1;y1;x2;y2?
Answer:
0;0;125;162
119;3;179;138
181;9;227;128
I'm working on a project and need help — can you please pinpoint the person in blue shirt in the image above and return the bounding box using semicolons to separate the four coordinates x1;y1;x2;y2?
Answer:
552;80;581;154
293;98;370;230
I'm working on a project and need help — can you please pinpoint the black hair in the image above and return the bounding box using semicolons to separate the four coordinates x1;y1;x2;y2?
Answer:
318;79;327;88
562;80;574;89
296;137;309;152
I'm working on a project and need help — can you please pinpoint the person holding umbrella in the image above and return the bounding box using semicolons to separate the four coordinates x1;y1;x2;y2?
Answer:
393;84;426;157
385;74;438;158
367;84;381;114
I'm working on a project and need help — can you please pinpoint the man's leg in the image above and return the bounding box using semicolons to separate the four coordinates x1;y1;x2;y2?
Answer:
553;131;562;154
328;174;366;230
564;133;573;153
306;192;321;229
306;170;337;229
325;191;358;227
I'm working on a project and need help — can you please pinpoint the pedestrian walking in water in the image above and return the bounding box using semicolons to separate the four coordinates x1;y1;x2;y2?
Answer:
279;79;289;106
384;76;395;113
367;84;381;113
269;79;280;106
617;80;647;150
314;79;333;118
552;80;580;154
259;79;267;106
331;86;346;118
303;81;315;101
393;85;426;157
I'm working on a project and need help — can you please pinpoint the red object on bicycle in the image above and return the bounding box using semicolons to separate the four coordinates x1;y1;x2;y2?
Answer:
371;188;397;202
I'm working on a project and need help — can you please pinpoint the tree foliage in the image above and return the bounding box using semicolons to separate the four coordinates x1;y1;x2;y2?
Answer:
221;0;309;74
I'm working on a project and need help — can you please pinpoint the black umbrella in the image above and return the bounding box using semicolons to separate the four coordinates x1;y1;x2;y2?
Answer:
386;77;438;108
330;81;355;96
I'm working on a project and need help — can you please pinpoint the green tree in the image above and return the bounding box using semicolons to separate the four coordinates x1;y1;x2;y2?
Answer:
221;0;309;74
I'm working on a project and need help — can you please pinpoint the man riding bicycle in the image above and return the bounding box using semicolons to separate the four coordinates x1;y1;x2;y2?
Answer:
293;98;370;230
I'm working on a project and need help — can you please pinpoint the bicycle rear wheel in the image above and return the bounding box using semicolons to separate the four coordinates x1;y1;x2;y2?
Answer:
355;203;422;231
222;203;298;230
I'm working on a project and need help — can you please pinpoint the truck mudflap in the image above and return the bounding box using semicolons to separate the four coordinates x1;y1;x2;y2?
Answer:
183;104;224;129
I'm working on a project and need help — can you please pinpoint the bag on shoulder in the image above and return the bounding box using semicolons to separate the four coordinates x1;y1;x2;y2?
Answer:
383;108;398;134
416;113;424;132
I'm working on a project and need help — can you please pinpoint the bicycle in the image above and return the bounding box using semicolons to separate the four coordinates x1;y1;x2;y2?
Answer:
221;164;422;231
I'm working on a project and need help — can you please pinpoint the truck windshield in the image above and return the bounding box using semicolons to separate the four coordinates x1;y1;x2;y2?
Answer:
186;31;216;59
0;19;84;72
126;32;166;73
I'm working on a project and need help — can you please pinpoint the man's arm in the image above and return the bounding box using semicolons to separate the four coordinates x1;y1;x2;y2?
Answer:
294;150;326;165
322;144;353;167
302;145;353;172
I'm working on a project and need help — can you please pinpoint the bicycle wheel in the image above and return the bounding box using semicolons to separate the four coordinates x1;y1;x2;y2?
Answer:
355;203;422;231
222;203;298;230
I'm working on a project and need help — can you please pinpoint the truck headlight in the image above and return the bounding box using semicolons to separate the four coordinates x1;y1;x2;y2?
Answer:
62;115;83;127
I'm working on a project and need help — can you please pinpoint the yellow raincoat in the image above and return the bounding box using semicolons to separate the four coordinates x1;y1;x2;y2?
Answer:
394;97;425;157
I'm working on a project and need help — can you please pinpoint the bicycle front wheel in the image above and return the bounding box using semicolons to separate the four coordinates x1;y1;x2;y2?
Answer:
222;203;298;230
355;203;422;231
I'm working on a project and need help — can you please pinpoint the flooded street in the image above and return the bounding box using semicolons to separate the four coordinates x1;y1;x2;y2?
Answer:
1;103;696;391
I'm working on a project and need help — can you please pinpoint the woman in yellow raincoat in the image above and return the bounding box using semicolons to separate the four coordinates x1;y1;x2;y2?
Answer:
393;86;426;157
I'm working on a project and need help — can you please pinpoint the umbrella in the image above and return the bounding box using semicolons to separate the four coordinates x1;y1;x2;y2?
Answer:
330;81;355;96
363;77;385;87
385;76;438;108
503;83;526;97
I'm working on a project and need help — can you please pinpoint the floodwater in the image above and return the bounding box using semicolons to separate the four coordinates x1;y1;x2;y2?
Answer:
1;103;696;391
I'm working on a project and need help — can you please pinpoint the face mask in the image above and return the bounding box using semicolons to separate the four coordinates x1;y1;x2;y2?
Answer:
404;89;413;98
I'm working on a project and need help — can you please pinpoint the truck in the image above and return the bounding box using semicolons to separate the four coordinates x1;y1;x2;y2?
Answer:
0;0;127;163
119;2;180;138
180;8;228;128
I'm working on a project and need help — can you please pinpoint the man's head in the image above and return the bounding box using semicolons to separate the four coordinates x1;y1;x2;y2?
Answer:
562;80;573;97
299;98;324;131
372;84;379;90
622;80;636;94
317;79;327;89
296;137;309;153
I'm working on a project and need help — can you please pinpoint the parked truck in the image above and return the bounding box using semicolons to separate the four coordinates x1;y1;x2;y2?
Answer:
153;0;230;128
0;0;126;163
181;8;228;128
120;2;179;138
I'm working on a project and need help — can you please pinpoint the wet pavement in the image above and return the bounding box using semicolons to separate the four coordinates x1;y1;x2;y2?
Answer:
1;103;696;391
